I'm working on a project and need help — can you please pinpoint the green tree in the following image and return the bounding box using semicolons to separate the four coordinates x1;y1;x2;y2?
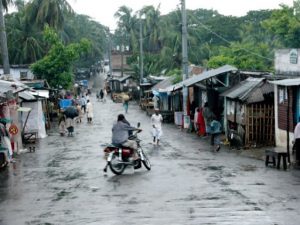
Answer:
63;14;108;67
31;26;91;89
6;7;44;64
262;4;300;47
114;5;138;51
140;5;161;52
25;0;73;30
207;42;273;71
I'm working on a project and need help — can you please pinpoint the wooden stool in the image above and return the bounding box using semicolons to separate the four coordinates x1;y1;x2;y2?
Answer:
265;149;288;170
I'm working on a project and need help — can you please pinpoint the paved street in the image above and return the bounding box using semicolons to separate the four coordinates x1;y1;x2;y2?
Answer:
1;77;300;225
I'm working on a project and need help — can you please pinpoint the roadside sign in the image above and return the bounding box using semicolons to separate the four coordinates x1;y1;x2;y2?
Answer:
9;124;18;135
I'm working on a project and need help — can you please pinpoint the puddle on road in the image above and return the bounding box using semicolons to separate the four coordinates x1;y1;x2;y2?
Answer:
250;182;265;186
25;220;54;225
52;190;72;201
59;172;85;181
47;160;60;168
203;165;224;171
203;196;223;200
46;170;59;178
222;188;246;198
240;164;257;172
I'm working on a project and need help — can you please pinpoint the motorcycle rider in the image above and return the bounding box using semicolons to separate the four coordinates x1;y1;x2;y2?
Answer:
112;114;141;159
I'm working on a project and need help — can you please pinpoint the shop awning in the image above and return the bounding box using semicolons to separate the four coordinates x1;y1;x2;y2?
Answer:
19;91;36;100
17;107;32;112
0;79;27;94
30;90;49;99
268;78;300;86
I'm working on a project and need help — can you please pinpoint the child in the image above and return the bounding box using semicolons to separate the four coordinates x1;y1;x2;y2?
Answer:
58;113;66;136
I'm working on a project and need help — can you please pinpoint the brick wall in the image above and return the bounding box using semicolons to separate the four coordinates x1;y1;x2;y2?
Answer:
278;86;294;132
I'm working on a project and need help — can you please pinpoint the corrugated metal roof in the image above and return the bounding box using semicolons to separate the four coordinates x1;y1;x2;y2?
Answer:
182;65;237;88
152;77;175;92
221;77;274;103
163;65;237;92
19;91;36;100
116;75;131;83
222;77;265;100
268;78;300;86
0;80;26;94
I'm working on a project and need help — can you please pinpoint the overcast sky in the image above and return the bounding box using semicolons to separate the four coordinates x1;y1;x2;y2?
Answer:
69;0;293;29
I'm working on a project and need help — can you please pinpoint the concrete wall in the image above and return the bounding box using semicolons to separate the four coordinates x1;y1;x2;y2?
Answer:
0;67;34;80
275;49;300;75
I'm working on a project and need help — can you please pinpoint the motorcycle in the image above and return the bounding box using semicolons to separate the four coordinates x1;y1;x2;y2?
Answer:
103;123;151;175
0;146;9;169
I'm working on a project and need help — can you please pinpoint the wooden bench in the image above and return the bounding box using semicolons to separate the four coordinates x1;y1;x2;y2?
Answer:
265;149;288;170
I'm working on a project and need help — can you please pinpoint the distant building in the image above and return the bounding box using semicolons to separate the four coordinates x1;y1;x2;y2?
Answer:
271;49;300;148
0;65;34;80
111;50;132;73
275;49;300;76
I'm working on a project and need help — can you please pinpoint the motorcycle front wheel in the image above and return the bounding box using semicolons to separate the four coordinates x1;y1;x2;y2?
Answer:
109;154;126;175
141;151;151;170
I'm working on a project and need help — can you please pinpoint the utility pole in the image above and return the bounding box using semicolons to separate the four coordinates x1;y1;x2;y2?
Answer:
121;44;124;77
107;29;113;90
0;2;10;75
139;14;144;86
181;0;189;117
121;32;124;77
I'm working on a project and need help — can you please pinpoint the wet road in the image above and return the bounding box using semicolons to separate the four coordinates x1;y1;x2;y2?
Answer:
1;77;300;225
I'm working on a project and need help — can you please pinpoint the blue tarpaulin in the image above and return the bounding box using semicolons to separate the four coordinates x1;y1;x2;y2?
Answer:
59;99;72;109
80;80;88;87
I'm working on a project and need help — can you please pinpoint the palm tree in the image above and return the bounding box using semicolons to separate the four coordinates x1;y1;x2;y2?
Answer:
114;5;138;51
26;0;73;30
6;10;44;64
0;0;13;75
140;5;161;52
158;10;183;70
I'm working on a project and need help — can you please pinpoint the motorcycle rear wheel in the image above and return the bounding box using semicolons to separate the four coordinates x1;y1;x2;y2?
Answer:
109;154;126;175
134;159;142;169
141;152;151;170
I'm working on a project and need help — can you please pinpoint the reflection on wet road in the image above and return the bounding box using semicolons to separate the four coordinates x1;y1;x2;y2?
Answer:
1;81;300;224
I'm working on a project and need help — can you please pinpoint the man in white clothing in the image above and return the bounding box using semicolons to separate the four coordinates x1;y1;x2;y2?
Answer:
151;109;163;145
86;99;94;123
294;120;300;165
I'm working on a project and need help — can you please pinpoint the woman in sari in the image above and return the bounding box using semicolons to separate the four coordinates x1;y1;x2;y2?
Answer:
197;107;206;136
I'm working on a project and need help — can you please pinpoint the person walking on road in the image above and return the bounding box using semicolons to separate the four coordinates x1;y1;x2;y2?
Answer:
86;100;94;123
151;109;163;146
58;113;66;136
210;117;222;152
75;103;83;123
80;95;87;113
103;88;107;103
123;95;129;114
203;102;215;135
99;89;104;102
197;107;206;136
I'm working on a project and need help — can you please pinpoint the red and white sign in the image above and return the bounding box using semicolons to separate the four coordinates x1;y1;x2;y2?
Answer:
9;124;18;135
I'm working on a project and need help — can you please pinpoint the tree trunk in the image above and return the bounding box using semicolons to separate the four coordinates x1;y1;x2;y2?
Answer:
0;2;10;75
